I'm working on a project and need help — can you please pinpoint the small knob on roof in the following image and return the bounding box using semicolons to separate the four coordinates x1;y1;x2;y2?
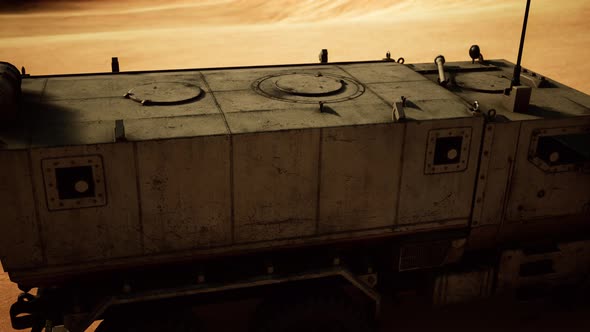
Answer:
469;45;481;62
319;49;328;63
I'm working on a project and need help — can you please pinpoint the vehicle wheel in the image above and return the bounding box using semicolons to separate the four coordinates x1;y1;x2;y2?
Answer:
95;307;199;332
253;292;375;332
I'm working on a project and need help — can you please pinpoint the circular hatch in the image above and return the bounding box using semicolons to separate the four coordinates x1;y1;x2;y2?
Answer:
274;74;344;96
125;82;202;105
252;72;364;104
454;72;511;93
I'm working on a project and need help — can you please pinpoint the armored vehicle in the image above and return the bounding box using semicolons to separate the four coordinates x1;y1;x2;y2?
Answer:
1;6;590;332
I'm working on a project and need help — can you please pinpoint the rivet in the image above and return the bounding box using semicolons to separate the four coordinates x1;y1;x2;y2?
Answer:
74;180;89;193
333;257;341;266
447;149;458;160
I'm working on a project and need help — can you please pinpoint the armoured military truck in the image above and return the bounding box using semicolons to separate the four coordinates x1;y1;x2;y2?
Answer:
1;11;590;328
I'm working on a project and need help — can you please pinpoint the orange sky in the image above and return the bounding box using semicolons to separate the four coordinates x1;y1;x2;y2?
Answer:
0;0;589;93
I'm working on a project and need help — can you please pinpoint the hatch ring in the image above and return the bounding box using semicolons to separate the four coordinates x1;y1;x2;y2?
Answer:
252;72;364;104
125;82;203;106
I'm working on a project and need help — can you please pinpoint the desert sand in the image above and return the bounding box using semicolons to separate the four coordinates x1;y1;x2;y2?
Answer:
1;1;589;331
0;0;589;92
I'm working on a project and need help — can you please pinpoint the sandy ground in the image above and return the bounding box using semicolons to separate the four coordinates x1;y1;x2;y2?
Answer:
1;1;590;331
0;263;21;332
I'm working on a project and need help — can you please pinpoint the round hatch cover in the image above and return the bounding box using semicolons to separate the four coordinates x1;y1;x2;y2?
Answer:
125;82;202;105
454;73;511;93
253;72;364;104
274;74;343;96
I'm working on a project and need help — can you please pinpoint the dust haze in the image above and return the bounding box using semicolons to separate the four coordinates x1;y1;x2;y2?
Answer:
0;0;589;92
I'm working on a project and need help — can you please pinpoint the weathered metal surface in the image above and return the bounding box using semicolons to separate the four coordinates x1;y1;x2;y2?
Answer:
0;151;43;269
432;267;494;305
497;240;590;291
398;240;452;271
137;136;232;253
342;62;428;84
233;129;319;243
125;82;203;105
471;121;521;228
505;117;590;222
274;73;343;96
396;117;483;227
29;143;142;266
318;123;403;233
1;59;590;285
454;71;510;93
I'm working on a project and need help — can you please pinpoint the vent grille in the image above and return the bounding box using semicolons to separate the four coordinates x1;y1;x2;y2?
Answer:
42;155;106;210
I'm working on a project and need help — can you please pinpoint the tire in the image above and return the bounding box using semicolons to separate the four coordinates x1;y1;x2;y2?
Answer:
253;291;375;332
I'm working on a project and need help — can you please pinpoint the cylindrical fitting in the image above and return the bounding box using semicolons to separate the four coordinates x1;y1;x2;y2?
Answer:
319;49;328;63
111;57;120;73
434;55;447;85
0;62;22;125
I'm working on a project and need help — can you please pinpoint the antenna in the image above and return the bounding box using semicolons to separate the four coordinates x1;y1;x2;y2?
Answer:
511;0;531;88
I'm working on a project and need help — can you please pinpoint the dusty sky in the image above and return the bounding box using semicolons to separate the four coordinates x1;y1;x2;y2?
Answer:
0;0;589;93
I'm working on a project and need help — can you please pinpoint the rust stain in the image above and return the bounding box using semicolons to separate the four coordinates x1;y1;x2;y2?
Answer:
150;174;168;192
433;193;453;207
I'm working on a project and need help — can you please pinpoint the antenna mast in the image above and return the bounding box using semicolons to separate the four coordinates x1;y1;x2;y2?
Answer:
511;0;531;88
